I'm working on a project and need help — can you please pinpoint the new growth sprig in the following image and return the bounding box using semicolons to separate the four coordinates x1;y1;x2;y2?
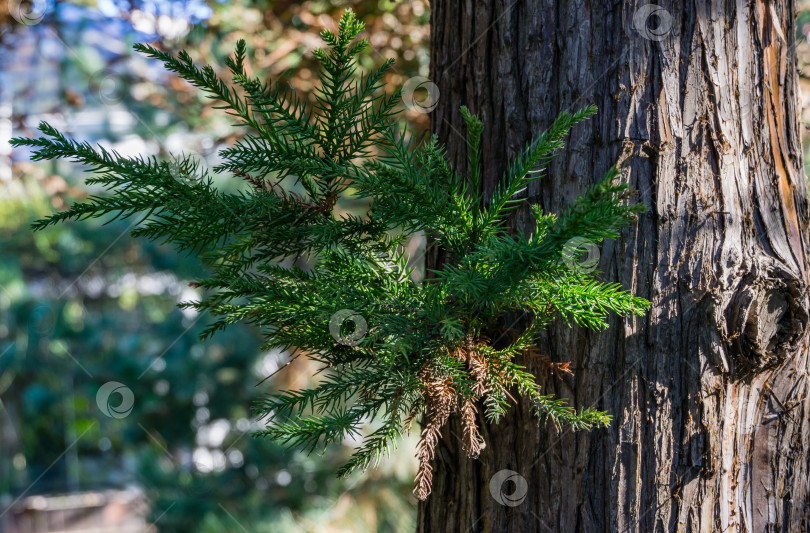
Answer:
11;9;649;499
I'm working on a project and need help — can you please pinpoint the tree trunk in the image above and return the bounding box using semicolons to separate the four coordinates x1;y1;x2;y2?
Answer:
419;2;810;532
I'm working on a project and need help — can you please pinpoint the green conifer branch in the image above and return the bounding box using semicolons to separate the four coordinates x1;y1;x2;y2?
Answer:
10;9;650;500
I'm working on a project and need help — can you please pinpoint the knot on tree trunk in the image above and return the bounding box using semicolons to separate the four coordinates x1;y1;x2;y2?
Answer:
723;261;808;376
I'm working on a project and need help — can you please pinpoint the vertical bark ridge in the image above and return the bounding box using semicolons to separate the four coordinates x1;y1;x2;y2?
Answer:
419;1;810;532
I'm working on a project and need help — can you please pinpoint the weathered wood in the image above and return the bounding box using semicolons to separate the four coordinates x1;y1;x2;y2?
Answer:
419;1;810;531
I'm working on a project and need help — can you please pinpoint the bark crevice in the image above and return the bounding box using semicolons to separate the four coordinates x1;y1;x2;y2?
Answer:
420;2;810;532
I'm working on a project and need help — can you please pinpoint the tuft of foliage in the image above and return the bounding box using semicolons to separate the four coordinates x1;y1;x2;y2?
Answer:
11;9;649;499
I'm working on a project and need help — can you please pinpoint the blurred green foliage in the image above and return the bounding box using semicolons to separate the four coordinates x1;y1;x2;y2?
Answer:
2;0;427;531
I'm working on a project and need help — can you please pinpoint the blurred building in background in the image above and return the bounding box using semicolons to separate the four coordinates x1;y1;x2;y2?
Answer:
2;489;151;533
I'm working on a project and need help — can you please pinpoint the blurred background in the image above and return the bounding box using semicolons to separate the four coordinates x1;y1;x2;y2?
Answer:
0;1;428;532
6;1;810;532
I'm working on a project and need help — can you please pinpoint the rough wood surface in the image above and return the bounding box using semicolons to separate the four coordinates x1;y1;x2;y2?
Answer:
418;2;810;531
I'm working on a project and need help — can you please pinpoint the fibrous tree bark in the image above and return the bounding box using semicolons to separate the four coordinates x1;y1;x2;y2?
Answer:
419;2;810;531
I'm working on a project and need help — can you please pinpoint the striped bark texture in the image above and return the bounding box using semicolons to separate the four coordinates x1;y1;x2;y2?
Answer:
419;1;810;532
